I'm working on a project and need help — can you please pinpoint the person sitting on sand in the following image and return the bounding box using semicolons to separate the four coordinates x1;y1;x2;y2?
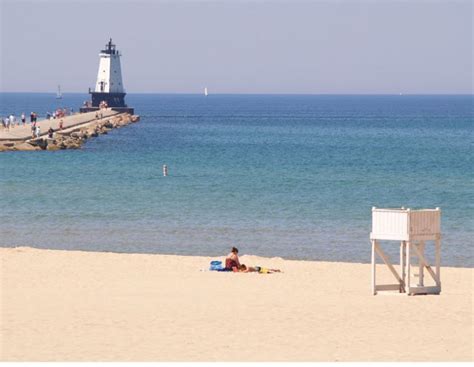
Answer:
238;264;281;274
225;247;241;270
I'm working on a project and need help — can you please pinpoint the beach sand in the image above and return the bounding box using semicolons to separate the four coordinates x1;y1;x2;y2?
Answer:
0;246;472;361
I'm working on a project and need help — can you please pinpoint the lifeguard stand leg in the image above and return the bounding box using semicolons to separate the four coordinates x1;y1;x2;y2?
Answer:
435;238;441;288
400;241;406;292
371;239;376;295
418;241;425;287
405;242;411;295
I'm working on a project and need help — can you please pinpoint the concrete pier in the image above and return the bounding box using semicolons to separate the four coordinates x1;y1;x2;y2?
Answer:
0;109;140;151
0;109;119;141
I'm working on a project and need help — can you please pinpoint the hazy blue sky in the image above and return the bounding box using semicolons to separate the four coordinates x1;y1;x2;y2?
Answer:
0;0;472;94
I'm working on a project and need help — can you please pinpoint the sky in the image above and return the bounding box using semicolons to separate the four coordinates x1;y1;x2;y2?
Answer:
0;0;472;94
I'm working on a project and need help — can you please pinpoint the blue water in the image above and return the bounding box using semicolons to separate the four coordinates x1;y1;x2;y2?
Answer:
0;93;472;267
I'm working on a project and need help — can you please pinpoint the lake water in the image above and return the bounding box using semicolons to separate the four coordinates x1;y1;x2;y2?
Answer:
0;93;472;266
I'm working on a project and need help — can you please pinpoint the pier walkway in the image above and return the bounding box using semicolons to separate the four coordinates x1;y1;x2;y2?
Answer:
0;109;119;141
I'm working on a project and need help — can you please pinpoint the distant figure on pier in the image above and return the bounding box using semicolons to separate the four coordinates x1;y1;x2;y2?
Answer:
48;127;54;138
59;119;64;130
3;116;9;130
35;125;41;138
30;112;34;124
9;114;15;128
21;113;26;125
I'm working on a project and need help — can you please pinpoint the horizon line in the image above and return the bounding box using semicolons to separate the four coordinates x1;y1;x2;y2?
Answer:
1;91;473;96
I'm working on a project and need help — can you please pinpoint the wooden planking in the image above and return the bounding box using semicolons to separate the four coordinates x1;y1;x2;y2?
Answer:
372;209;408;239
410;233;441;241
370;232;409;241
408;286;441;295
371;208;441;241
375;284;401;291
409;209;440;236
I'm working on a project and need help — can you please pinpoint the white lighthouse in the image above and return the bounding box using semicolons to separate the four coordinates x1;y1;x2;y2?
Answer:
95;38;124;94
82;38;133;114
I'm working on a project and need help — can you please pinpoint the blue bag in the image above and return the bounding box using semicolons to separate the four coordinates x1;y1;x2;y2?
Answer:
209;260;223;271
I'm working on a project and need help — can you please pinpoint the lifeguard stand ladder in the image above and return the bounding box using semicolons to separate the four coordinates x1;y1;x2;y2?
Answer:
370;207;441;296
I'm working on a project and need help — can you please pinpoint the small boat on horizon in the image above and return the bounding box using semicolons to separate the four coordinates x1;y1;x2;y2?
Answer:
204;87;208;96
56;85;62;99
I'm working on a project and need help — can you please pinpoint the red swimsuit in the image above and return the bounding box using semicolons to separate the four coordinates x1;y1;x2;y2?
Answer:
225;258;238;270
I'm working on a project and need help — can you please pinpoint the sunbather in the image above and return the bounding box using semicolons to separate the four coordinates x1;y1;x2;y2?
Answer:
225;247;241;270
238;264;281;274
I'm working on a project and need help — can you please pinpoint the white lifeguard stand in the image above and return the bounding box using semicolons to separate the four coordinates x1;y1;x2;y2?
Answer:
370;207;441;296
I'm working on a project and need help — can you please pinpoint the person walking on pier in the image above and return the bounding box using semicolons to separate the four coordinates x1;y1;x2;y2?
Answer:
9;114;15;128
35;125;41;138
21;113;26;125
59;119;64;130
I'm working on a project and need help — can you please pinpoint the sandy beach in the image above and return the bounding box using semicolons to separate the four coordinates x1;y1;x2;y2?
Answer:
0;246;472;361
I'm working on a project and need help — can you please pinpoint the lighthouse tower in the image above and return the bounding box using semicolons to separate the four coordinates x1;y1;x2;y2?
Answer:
81;38;133;114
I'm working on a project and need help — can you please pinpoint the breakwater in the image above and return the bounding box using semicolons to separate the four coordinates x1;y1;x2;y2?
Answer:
0;110;140;151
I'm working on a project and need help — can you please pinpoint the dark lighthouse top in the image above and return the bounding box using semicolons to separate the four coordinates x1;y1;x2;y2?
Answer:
101;38;118;55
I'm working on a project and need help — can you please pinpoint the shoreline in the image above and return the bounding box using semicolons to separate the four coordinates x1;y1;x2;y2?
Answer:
1;246;472;361
1;244;472;269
